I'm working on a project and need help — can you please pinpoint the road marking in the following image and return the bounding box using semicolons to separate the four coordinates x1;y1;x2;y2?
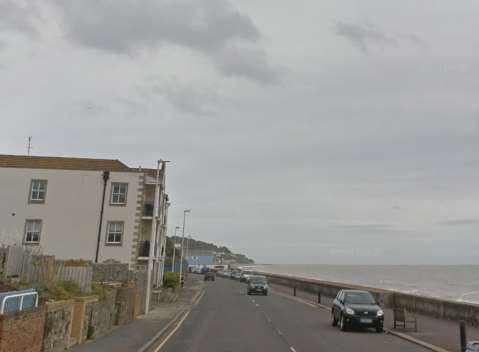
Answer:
256;303;260;307
272;290;329;310
290;347;297;352
154;310;191;352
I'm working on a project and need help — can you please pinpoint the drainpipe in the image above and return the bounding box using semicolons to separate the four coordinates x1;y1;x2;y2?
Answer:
95;170;110;263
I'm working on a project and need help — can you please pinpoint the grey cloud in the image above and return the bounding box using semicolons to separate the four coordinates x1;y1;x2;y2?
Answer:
54;0;258;53
440;219;479;226
0;0;41;36
52;0;277;84
333;223;394;230
141;76;219;115
213;44;281;84
333;21;396;53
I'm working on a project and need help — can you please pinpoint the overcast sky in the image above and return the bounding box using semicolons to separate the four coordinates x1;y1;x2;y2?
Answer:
1;0;479;264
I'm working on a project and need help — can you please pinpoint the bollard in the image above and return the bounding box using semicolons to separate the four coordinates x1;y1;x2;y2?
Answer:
460;321;467;352
293;287;297;296
317;292;321;304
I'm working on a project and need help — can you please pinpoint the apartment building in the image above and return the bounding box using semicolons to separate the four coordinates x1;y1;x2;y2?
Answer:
0;154;169;285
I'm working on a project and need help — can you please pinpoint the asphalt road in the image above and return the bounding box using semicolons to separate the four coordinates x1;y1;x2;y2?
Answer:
161;277;430;352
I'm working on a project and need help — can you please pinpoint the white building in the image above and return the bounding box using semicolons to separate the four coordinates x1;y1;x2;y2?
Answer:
0;154;169;286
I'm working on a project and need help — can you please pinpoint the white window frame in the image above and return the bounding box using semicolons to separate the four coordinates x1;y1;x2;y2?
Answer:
24;219;42;244
110;183;128;205
29;179;47;203
106;221;124;245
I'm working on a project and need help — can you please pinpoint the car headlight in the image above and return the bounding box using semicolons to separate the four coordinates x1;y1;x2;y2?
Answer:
345;307;355;315
376;310;384;317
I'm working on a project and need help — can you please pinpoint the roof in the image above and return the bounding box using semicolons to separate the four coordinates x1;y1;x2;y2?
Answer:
0;154;131;172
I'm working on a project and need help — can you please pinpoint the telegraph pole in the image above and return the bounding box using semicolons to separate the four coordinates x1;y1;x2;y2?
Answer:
178;209;191;285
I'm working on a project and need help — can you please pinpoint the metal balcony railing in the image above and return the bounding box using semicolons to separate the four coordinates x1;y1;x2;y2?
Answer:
138;240;150;258
143;203;154;217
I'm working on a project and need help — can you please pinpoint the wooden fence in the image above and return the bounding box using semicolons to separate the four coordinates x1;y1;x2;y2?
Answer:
0;246;92;293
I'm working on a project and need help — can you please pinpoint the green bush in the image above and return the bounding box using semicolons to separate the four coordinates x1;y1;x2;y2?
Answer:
91;282;113;300
163;271;179;289
29;280;84;301
62;259;90;267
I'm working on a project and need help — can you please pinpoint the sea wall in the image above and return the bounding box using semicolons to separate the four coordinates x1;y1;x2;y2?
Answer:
252;271;479;324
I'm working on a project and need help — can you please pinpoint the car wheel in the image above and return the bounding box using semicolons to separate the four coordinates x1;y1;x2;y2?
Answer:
376;325;383;333
339;315;347;331
247;291;251;295
264;290;268;296
331;312;338;327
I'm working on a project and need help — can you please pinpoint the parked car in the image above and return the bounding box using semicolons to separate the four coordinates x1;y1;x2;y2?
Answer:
231;271;242;280
240;273;251;283
204;271;215;281
247;276;269;295
466;342;479;352
331;289;384;332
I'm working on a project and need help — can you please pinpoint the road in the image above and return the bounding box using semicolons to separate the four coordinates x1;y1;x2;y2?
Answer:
160;276;430;352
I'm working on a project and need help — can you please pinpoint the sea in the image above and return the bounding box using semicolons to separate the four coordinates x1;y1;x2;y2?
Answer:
245;264;479;304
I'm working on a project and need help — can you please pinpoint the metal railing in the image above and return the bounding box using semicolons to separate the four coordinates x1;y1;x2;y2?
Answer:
0;291;38;314
143;203;154;217
138;240;150;258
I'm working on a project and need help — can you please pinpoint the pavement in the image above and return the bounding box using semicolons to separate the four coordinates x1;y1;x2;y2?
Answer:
71;275;204;352
270;282;479;352
160;277;432;352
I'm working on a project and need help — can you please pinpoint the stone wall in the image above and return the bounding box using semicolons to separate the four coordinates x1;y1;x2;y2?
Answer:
83;288;118;339
115;285;138;325
70;296;98;345
42;300;74;352
0;308;45;352
92;264;130;283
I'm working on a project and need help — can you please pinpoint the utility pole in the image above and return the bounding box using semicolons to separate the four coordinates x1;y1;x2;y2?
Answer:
145;160;161;313
178;209;191;286
171;226;181;272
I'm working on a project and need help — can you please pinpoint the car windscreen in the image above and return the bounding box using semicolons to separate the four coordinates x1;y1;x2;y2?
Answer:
250;277;267;284
344;292;375;305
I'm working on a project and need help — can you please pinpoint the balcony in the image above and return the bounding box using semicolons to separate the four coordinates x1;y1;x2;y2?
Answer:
138;240;150;259
142;203;154;219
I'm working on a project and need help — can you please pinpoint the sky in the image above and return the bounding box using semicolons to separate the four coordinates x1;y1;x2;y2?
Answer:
1;0;479;264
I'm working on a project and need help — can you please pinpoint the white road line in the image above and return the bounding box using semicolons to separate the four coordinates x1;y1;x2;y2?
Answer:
154;310;191;352
256;303;260;307
290;347;297;352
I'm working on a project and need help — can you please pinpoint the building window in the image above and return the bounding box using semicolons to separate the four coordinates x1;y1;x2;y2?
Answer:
29;180;47;203
111;183;128;205
24;220;42;244
106;221;124;245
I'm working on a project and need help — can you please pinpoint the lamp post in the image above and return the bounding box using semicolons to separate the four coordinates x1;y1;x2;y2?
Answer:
171;226;181;272
178;209;191;285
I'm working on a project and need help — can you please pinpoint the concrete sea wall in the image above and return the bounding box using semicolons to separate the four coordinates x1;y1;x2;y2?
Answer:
253;271;479;325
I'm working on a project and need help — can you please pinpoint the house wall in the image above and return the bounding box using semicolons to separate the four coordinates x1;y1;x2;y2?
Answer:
0;167;142;264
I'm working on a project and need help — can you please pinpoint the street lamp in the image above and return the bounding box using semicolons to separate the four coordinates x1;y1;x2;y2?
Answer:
171;226;181;272
178;209;191;285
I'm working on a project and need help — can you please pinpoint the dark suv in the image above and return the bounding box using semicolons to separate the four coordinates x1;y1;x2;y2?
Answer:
331;289;384;332
204;271;215;281
247;276;269;295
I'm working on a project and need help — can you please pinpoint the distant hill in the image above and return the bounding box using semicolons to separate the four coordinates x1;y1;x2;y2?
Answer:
166;236;254;264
